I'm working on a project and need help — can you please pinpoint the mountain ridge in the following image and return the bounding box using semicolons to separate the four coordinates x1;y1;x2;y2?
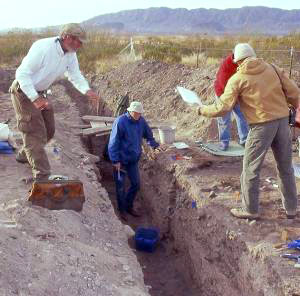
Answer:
82;6;300;35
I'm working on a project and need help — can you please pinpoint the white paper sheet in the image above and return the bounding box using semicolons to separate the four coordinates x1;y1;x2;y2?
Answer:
176;86;203;106
173;142;190;149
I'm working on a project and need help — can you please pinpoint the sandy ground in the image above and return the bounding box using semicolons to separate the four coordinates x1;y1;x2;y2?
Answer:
1;60;300;295
0;93;149;296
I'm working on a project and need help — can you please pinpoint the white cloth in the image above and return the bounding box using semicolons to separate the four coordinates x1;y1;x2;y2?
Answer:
16;37;90;101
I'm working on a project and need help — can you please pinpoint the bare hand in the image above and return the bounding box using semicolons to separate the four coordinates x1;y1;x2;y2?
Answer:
86;90;100;109
113;162;121;171
155;144;168;152
33;97;49;110
86;90;99;101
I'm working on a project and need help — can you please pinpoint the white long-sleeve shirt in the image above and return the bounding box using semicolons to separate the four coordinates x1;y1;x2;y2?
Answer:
16;36;90;101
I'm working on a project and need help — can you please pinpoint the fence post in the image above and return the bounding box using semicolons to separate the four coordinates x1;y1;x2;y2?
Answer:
289;46;294;79
196;42;202;68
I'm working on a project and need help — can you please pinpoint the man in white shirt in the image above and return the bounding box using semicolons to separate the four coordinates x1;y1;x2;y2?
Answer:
10;23;100;181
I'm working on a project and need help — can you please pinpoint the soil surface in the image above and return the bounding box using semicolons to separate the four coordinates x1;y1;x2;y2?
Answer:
1;60;300;296
0;92;149;296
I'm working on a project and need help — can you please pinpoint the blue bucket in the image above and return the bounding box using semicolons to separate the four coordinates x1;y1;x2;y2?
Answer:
134;227;159;253
0;141;14;154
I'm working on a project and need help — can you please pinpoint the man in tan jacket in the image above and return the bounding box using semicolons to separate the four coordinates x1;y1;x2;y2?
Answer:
198;43;300;219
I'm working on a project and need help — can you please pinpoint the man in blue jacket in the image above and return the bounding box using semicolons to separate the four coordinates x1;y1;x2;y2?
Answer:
108;101;160;221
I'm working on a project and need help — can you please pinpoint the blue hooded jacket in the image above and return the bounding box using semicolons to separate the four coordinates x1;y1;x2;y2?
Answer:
108;112;159;164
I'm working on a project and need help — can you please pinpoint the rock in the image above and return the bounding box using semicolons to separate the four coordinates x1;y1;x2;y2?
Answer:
208;191;217;199
122;265;130;271
200;188;211;193
123;225;135;238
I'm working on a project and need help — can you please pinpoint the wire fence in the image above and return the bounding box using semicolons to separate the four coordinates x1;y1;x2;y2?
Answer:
122;40;300;82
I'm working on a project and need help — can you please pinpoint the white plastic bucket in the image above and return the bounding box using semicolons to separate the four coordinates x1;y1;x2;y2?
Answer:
158;126;175;144
0;123;9;141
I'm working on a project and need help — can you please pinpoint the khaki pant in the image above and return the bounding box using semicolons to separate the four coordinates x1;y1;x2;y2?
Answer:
241;117;297;214
10;81;55;180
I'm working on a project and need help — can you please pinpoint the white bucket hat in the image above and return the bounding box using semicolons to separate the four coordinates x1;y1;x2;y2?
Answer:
233;43;256;63
127;101;144;113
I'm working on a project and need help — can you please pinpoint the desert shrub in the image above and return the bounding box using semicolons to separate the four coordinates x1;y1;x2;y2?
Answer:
0;30;126;73
1;30;299;76
0;31;40;66
77;32;127;73
142;43;182;63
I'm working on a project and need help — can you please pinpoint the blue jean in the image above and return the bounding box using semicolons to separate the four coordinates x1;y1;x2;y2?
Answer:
217;103;249;145
113;161;140;213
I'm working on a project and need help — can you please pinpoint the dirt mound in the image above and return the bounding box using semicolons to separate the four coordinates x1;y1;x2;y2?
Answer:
87;60;219;141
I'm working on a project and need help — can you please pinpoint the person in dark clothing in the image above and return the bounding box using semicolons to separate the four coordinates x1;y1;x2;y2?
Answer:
108;101;160;221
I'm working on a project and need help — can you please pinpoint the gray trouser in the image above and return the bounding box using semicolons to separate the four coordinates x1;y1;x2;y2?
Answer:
241;117;297;214
10;82;55;180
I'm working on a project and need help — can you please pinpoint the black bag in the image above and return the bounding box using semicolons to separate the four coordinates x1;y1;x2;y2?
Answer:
102;93;129;162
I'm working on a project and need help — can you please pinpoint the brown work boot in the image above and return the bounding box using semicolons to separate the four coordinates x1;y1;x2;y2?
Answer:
119;212;128;222
127;208;141;218
15;151;28;164
230;207;259;219
19;176;34;184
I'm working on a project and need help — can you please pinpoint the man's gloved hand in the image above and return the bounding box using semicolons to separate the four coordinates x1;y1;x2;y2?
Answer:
33;96;49;111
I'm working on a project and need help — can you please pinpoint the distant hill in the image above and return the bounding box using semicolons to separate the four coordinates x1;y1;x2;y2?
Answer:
83;6;300;35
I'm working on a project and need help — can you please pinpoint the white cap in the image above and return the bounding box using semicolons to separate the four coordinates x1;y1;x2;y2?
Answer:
127;101;144;113
233;43;256;63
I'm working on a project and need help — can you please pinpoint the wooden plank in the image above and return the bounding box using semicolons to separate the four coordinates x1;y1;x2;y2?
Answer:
81;115;116;123
95;131;111;137
149;125;159;130
90;121;112;128
69;124;91;129
82;126;112;136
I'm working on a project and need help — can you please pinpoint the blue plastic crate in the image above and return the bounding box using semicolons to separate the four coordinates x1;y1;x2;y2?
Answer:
134;227;159;253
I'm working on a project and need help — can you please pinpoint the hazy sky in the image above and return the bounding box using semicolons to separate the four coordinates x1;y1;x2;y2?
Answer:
1;0;299;29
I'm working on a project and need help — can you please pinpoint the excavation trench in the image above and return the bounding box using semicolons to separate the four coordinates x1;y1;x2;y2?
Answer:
84;134;274;296
63;77;299;296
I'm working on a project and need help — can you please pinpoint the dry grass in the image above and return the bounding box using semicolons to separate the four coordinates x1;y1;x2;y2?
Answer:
182;53;219;67
1;30;300;73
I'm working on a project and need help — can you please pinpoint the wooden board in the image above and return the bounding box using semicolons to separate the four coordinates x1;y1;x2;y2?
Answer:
81;115;116;123
90;121;112;128
82;126;112;136
69;124;91;129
